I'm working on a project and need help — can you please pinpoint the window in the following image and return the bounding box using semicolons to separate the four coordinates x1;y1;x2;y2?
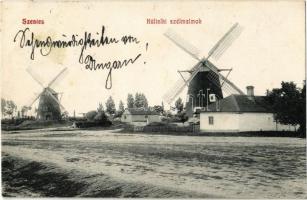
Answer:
208;116;214;125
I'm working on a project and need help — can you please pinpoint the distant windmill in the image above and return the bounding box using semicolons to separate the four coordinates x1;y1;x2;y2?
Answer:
163;23;245;116
27;67;68;120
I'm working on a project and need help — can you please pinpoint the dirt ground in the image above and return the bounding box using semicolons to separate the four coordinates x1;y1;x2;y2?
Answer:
1;129;306;198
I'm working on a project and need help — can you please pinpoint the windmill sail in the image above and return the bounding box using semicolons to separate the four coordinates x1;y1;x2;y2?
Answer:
27;67;68;120
164;28;201;61
163;60;203;104
207;23;243;60
163;23;244;116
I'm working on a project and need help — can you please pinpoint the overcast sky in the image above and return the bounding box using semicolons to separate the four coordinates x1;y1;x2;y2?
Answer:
1;0;305;115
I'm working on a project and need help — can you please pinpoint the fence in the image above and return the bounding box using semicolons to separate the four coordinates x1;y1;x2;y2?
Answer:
131;125;200;133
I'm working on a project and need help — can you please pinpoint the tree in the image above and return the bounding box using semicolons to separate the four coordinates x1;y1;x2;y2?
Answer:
61;111;69;119
175;97;184;114
105;96;116;115
161;101;165;114
134;93;141;108
134;93;148;108
94;110;108;122
178;112;189;124
85;110;97;121
5;100;17;118
141;93;149;108
266;81;306;136
115;100;125;118
153;105;164;114
127;93;134;108
21;106;29;117
97;102;104;112
118;100;124;112
299;83;306;136
1;98;7;118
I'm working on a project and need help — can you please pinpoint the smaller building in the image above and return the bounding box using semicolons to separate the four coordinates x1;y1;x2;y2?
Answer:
200;86;298;133
121;108;161;124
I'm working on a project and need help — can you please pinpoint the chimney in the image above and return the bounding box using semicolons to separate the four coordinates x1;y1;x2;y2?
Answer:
246;86;254;96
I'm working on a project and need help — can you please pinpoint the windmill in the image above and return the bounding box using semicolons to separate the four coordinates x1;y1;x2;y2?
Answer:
163;23;245;116
27;67;68;120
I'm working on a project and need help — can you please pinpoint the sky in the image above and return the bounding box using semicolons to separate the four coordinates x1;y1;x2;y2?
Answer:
1;0;305;116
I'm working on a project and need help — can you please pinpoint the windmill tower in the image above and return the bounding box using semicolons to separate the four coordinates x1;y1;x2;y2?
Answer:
27;67;68;120
163;23;245;116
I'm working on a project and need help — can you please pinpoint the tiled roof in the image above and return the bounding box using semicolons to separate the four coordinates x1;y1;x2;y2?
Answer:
206;95;272;113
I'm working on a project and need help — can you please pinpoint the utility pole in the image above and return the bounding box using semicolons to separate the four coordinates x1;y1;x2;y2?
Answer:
200;90;203;107
206;88;210;111
187;94;194;113
197;90;203;108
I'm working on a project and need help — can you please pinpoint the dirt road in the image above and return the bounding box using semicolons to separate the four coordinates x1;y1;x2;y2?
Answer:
2;129;306;198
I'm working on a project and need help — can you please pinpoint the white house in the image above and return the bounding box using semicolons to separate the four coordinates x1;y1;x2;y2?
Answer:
121;108;161;124
200;86;298;133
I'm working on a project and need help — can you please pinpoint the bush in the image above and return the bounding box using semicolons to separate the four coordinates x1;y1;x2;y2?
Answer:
85;111;98;121
94;111;108;122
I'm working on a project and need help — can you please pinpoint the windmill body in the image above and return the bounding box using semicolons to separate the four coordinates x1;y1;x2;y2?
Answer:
163;23;244;117
37;88;61;120
27;67;68;121
186;61;223;116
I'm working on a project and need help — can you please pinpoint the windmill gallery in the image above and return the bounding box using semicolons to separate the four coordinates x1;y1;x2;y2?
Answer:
10;23;300;133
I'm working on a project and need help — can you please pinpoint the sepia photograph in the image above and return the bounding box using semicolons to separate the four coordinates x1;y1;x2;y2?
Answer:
1;0;306;198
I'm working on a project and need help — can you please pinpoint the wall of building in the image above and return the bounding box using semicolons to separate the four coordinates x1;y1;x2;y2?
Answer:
239;113;298;131
200;112;240;132
200;112;298;132
121;114;147;122
121;113;133;122
147;115;161;123
238;113;275;131
121;114;161;123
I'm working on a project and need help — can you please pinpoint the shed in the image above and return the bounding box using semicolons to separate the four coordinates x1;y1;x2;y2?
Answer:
121;108;161;124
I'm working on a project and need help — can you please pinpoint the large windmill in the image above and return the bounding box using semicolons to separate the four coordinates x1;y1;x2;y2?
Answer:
27;67;68;120
163;23;245;116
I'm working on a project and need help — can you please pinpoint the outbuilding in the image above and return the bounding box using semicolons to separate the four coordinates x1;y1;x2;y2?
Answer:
121;108;161;124
200;86;298;133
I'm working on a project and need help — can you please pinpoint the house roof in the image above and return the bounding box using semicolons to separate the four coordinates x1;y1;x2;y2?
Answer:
125;108;160;115
205;95;273;113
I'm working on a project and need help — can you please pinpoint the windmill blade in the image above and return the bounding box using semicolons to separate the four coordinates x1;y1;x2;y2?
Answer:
163;23;244;104
28;90;44;107
163;79;186;104
163;61;204;104
207;71;236;97
207;23;243;61
164;28;201;61
45;89;66;112
205;62;244;95
26;67;45;88
218;72;244;95
47;67;68;88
